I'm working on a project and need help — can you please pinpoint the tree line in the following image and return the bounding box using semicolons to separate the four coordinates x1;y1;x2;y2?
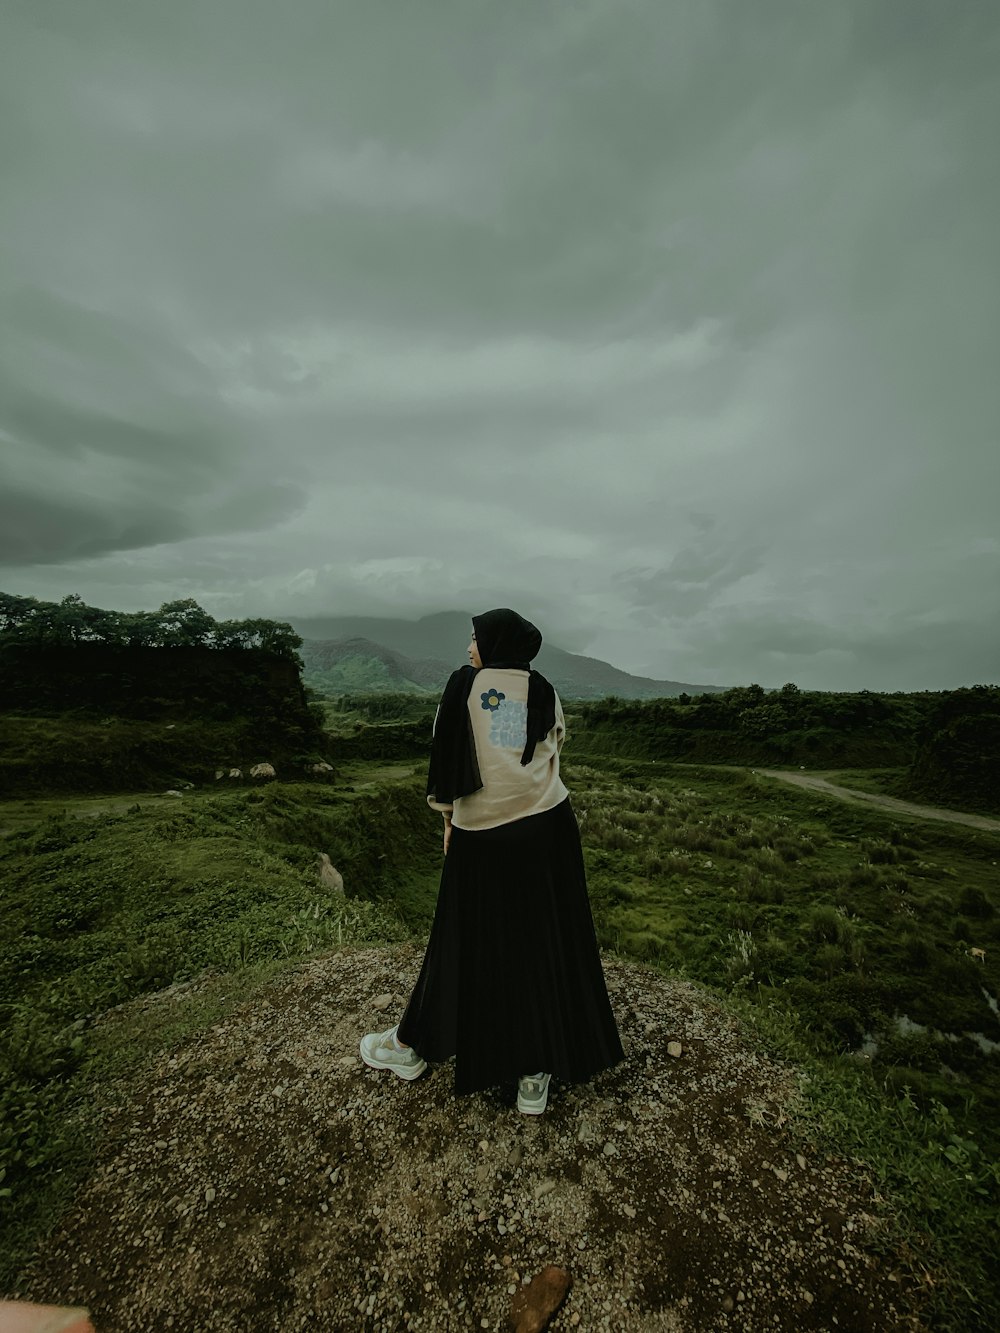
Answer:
575;680;901;733
0;592;302;661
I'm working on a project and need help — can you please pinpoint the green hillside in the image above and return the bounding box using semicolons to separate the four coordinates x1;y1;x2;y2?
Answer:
290;610;728;699
2;760;998;1328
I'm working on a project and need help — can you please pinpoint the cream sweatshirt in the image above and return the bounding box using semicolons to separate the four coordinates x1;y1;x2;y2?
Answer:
426;668;569;831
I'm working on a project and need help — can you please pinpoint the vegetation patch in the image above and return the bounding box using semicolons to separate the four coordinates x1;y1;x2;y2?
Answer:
2;709;999;1327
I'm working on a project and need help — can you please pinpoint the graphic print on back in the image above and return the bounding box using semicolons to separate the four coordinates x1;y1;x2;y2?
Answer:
480;686;528;751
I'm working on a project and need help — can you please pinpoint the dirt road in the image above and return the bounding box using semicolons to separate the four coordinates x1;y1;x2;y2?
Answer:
753;769;1000;833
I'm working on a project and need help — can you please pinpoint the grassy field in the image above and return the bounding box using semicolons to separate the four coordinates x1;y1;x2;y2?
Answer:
2;758;999;1328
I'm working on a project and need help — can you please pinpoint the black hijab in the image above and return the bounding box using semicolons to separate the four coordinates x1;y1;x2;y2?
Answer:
426;609;558;804
471;607;542;669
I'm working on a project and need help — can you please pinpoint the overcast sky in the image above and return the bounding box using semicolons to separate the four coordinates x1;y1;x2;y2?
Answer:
2;1;998;692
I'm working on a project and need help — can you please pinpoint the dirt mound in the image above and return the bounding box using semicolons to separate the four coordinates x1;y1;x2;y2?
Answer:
9;945;925;1331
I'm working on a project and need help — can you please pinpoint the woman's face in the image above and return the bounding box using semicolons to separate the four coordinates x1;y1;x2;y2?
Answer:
468;631;483;668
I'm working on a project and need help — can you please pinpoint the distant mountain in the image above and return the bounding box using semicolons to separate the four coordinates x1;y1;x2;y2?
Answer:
290;612;729;700
299;636;451;696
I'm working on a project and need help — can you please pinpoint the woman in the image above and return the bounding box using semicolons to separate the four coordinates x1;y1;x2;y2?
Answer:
360;608;623;1114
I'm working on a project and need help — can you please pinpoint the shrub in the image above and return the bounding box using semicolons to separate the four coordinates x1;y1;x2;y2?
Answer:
774;838;802;863
806;904;847;944
958;886;994;919
847;861;882;887
816;943;846;980
860;838;901;865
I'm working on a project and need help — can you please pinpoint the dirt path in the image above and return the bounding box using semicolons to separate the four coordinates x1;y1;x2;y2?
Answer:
6;945;928;1332
752;770;1000;832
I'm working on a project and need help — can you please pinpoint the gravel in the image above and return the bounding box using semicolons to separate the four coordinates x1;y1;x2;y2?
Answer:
7;942;928;1331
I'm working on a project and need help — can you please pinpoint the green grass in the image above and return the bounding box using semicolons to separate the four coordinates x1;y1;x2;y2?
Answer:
0;772;444;1273
0;712;330;796
718;992;1000;1331
3;754;999;1328
560;756;1000;1328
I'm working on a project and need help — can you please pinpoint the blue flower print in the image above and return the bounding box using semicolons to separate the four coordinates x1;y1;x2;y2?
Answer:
480;688;505;712
490;699;528;750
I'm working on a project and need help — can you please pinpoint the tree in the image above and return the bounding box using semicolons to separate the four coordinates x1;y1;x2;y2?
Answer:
232;617;304;661
0;592;42;635
56;593;119;642
115;610;162;647
154;599;217;647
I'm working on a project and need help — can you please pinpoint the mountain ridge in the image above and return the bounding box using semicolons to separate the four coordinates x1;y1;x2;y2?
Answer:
289;613;729;700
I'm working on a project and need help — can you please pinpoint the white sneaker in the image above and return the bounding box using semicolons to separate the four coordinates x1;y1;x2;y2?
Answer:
517;1072;551;1115
359;1025;427;1081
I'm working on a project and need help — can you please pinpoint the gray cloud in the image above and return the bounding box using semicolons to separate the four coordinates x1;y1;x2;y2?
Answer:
1;288;308;562
1;0;997;689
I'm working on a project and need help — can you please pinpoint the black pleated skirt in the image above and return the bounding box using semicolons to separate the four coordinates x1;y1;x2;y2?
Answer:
396;796;624;1096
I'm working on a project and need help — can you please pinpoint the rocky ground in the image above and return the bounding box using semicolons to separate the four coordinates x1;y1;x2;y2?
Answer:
9;944;929;1332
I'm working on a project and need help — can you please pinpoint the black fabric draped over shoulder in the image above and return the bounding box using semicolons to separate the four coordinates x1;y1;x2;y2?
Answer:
426;666;483;805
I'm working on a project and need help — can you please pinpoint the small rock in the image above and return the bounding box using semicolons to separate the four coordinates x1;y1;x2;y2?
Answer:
338;1056;358;1067
534;1179;557;1201
773;1166;789;1182
204;1187;216;1203
318;854;345;892
722;1295;734;1312
478;1139;490;1153
622;1204;636;1219
277;1177;287;1186
508;1145;523;1168
796;1153;807;1170
602;1141;617;1157
667;1041;683;1058
372;994;393;1011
